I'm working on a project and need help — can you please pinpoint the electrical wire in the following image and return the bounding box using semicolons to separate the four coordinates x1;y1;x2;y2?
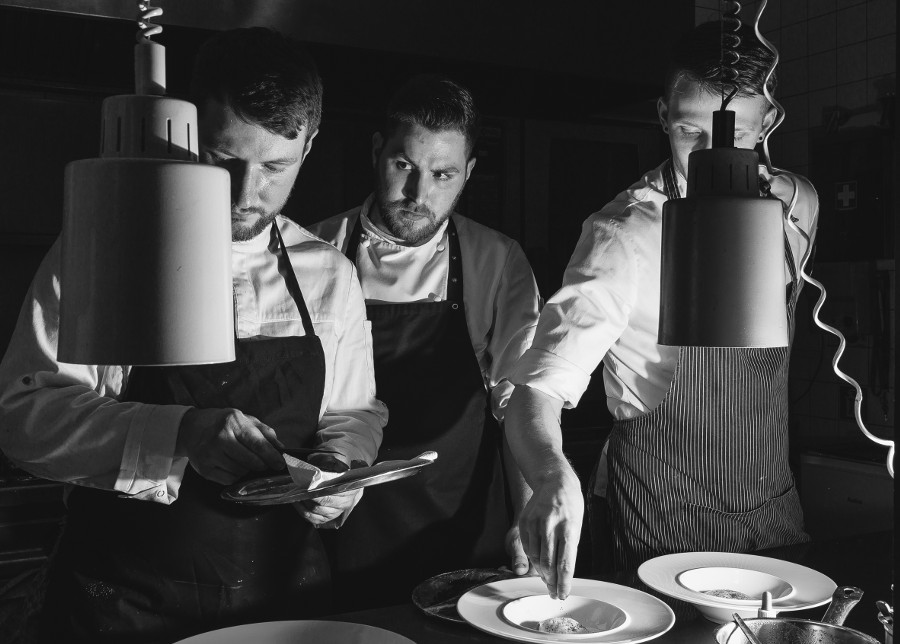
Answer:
137;1;163;42
720;1;742;110
751;0;894;477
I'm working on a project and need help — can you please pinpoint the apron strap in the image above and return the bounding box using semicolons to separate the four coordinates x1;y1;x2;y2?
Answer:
272;223;317;338
343;211;464;307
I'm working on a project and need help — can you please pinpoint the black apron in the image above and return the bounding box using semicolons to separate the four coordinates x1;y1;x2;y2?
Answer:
39;224;331;643
601;160;808;570
325;215;510;610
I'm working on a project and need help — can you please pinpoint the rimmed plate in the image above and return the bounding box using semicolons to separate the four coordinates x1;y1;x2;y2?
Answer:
457;577;675;644
221;453;436;505
172;620;415;644
637;552;835;613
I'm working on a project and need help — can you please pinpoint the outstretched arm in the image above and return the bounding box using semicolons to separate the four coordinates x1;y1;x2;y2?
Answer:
504;385;584;600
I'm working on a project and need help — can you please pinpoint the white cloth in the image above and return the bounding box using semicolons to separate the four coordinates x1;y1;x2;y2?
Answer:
308;195;541;423
509;161;820;420
0;215;387;504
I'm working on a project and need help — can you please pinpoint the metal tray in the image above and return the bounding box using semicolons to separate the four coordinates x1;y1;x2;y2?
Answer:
221;452;437;505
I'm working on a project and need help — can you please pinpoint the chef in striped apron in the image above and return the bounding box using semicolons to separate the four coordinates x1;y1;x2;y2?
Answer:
504;21;818;596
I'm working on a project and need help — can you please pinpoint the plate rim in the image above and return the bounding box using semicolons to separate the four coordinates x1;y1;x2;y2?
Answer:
457;577;676;644
637;552;836;611
171;619;416;644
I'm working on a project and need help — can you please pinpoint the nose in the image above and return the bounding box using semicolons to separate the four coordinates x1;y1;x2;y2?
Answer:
402;170;430;205
230;162;261;211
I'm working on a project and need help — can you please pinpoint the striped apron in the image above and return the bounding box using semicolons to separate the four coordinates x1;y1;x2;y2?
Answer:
604;160;809;570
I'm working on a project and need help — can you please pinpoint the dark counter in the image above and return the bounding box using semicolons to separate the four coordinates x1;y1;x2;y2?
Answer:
326;531;894;643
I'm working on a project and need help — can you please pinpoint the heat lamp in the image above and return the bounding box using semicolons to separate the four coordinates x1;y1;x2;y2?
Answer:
658;1;893;476
57;1;235;366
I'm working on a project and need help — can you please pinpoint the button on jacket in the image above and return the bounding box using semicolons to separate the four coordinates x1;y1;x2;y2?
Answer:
0;215;387;502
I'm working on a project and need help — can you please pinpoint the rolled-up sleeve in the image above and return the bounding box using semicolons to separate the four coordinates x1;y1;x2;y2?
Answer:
509;209;637;408
0;240;188;502
315;263;387;466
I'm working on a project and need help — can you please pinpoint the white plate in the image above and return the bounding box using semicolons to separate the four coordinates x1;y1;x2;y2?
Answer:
457;577;675;644
637;552;835;614
172;620;415;644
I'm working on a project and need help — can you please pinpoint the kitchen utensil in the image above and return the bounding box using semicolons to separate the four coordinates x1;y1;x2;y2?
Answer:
411;568;518;623
732;613;764;644
638;551;835;623
221;452;437;505
457;576;675;643
714;585;878;644
757;592;776;618
877;600;893;644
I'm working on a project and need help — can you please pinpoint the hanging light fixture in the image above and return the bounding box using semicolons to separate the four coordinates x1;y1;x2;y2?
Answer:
659;1;894;476
58;1;235;366
658;3;787;348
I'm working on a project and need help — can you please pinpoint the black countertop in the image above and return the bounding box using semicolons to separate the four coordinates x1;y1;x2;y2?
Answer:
326;531;894;643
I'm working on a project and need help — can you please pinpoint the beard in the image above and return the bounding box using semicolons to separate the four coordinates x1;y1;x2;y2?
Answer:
231;206;279;242
375;192;462;246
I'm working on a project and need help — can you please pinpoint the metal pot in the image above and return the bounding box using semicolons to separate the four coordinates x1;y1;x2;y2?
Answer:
714;586;880;644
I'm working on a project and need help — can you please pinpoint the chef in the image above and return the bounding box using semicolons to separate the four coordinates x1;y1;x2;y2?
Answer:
0;27;386;643
309;74;540;609
504;21;819;598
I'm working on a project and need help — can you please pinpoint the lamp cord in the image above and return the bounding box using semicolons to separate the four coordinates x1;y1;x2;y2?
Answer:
137;1;163;42
750;0;895;477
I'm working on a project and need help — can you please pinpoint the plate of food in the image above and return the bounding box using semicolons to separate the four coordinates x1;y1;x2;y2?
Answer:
221;452;437;505
637;552;835;623
456;577;675;643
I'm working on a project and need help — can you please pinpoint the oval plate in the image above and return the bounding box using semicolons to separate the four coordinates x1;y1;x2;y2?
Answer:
221;453;436;505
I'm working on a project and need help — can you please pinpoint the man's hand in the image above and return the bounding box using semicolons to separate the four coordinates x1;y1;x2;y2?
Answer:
505;523;535;576
299;451;359;527
517;468;584;600
175;408;286;485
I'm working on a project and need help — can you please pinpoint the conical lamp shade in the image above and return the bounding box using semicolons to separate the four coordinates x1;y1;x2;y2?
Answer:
658;147;788;348
57;40;234;365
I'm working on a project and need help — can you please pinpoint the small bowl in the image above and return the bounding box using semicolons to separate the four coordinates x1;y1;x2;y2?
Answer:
677;567;794;604
501;594;629;636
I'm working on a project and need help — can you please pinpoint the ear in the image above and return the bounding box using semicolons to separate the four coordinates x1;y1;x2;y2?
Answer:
464;156;477;182
657;96;670;132
761;105;778;135
371;132;384;168
302;128;318;159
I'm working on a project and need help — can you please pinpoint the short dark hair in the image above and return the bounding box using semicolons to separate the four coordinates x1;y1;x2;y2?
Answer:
383;74;481;156
664;21;777;101
190;27;323;140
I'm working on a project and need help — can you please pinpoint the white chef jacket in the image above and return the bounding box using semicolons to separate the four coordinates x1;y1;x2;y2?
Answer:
0;215;387;504
308;195;541;423
509;161;820;421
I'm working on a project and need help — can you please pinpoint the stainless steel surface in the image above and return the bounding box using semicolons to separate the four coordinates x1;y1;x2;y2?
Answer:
221;453;436;505
715;618;881;644
715;588;876;644
733;613;764;644
823;587;865;626
411;568;517;623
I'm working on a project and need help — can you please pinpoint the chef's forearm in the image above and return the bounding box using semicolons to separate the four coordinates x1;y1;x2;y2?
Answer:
503;385;573;489
502;429;532;519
